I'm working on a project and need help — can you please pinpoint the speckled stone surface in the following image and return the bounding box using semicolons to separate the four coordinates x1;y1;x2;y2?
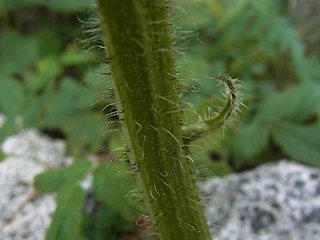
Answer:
201;161;320;240
1;128;320;240
0;130;71;240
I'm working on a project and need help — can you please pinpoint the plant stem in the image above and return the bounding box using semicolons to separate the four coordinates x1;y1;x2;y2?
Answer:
96;0;211;239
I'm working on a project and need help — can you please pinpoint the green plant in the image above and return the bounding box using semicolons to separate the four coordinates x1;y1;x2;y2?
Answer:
34;158;139;240
95;0;239;239
2;0;319;239
0;1;141;238
176;0;320;172
0;2;108;155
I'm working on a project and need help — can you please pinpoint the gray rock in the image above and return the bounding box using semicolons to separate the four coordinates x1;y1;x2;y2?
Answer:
1;130;71;168
0;130;71;240
2;127;319;240
201;161;320;240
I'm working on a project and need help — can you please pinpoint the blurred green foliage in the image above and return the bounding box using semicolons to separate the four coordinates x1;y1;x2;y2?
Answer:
34;158;139;239
34;159;91;193
46;184;86;240
0;0;111;155
178;0;320;174
1;0;320;239
0;0;139;239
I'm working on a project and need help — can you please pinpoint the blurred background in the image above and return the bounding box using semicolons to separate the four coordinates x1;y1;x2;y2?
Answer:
0;0;320;239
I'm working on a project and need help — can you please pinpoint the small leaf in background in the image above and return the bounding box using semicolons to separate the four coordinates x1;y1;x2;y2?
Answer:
92;161;137;221
0;32;39;75
45;185;86;240
36;56;63;80
272;123;320;168
26;72;51;93
23;81;55;128
0;119;17;143
258;82;320;124
34;159;91;193
0;0;90;12
45;0;91;12
60;48;87;66
42;78;93;128
82;64;113;102
217;0;249;29
63;113;105;154
193;151;232;178
231;122;269;168
177;53;211;103
35;31;62;57
0;77;25;119
0;0;42;10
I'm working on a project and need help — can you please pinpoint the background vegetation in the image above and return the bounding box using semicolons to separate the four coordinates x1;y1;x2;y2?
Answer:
0;0;320;239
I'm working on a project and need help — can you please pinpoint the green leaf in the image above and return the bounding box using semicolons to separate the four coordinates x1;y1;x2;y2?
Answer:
272;123;320;167
232;122;269;167
39;77;105;154
217;0;249;29
192;151;232;178
42;78;93;128
0;118;17;143
45;0;91;12
258;82;320;124
34;159;91;193
0;32;39;75
45;185;86;240
63;113;104;154
0;0;90;11
0;77;25;119
60;49;87;66
35;31;62;56
36;56;63;80
0;0;41;10
92;161;136;221
23;80;55;127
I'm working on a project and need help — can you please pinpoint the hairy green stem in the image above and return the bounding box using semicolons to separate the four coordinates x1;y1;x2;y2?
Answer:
96;0;211;239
